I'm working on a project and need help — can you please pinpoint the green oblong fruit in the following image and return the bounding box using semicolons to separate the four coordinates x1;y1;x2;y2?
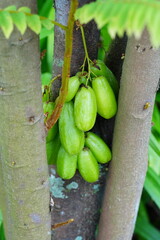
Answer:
66;76;80;102
78;147;99;183
59;101;84;155
43;102;58;142
92;76;117;119
85;132;111;163
74;86;97;131
56;146;77;179
90;59;119;95
46;134;61;165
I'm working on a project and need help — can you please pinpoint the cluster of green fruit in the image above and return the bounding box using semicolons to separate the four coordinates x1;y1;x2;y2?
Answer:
43;60;118;183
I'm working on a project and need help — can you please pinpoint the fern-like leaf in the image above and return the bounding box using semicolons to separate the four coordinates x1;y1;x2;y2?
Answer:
18;7;31;14
75;0;160;47
27;15;41;34
11;12;27;35
0;11;13;38
0;5;65;38
4;5;17;11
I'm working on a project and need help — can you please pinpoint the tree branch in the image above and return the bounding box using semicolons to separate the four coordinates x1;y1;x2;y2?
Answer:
46;0;78;130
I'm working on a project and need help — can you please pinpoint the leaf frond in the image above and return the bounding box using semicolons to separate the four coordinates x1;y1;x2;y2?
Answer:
0;6;66;38
75;0;160;47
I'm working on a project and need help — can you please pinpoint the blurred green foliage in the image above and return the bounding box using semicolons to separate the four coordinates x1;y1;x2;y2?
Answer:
0;211;5;240
38;0;54;74
134;94;160;240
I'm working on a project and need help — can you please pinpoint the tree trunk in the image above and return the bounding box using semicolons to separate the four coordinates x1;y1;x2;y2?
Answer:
0;1;51;240
97;30;160;240
50;1;105;240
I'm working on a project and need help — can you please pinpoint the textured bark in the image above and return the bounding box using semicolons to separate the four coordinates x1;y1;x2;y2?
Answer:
97;30;160;240
51;0;99;100
50;167;107;240
50;1;104;240
0;1;51;240
106;35;128;81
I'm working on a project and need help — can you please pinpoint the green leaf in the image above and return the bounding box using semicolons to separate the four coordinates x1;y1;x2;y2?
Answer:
138;200;149;222
130;5;147;39
40;28;53;39
11;12;27;35
135;216;160;240
41;72;52;85
148;8;160;48
18;7;31;13
126;3;141;37
156;92;160;103
108;3;129;38
149;132;160;157
41;19;54;30
0;11;13;38
47;29;54;73
75;0;160;47
95;2;113;29
4;5;17;11
39;0;53;17
26;15;41;34
100;25;112;51
46;7;54;73
144;167;160;208
0;223;5;240
0;210;3;223
75;2;96;24
148;145;160;176
152;104;160;134
115;4;130;37
0;210;5;240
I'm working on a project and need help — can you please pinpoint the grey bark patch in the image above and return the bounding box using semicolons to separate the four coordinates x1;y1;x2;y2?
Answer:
30;213;42;224
18;200;24;205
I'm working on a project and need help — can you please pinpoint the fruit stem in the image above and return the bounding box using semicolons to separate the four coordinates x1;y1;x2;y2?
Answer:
81;56;86;73
80;25;93;85
46;0;78;130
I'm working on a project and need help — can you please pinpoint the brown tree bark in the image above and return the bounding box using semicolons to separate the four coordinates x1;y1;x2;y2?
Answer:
97;30;160;240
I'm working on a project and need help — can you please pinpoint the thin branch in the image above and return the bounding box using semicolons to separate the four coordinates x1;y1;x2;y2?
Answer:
46;0;78;130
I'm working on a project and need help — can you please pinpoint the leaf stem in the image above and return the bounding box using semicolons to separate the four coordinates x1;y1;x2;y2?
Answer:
39;15;67;30
46;0;78;130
